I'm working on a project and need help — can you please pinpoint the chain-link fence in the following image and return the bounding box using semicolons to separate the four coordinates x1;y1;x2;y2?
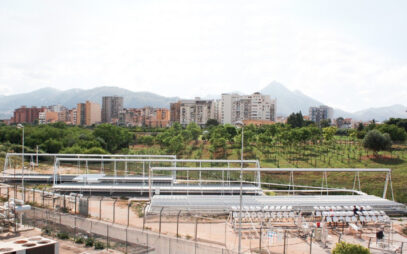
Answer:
21;206;236;254
1;185;406;253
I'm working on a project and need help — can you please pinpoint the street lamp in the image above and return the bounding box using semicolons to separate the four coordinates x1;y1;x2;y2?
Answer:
17;123;25;202
235;120;244;254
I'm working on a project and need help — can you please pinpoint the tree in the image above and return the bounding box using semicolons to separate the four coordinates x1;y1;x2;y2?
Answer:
186;123;202;142
209;137;227;159
41;139;63;153
93;124;133;153
138;135;154;145
322;126;337;142
363;130;392;157
332;242;371;254
357;122;364;131
168;135;184;154
320;119;331;128
206;119;219;127
385;118;407;132
377;124;407;142
287;112;304;128
224;125;238;142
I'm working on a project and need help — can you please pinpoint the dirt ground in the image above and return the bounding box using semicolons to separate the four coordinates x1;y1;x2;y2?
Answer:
0;228;122;254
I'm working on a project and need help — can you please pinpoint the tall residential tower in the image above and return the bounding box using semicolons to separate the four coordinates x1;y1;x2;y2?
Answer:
102;96;124;123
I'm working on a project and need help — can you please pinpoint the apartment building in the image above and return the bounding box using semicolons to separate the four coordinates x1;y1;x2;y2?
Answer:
13;106;46;124
38;111;58;124
119;107;170;127
38;105;70;124
309;105;334;125
76;101;101;126
177;98;215;127
102;96;124;123
221;92;276;124
170;102;181;124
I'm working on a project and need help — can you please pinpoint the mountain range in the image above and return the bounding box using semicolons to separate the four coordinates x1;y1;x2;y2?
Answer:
0;87;178;119
0;83;405;122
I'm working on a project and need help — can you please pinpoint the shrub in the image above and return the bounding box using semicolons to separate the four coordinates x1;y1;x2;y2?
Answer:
56;231;69;240
332;242;371;254
85;237;94;247
75;237;85;244
94;241;105;250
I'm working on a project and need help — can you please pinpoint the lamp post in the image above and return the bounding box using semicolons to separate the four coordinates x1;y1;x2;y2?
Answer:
17;124;25;202
235;121;244;254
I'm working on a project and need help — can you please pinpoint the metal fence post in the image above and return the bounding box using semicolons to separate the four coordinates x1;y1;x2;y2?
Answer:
195;217;198;242
52;191;55;209
159;207;164;236
113;199;117;223
143;211;146;230
74;216;77;241
176;211;181;238
33;188;35;205
74;196;77;214
259;226;262;251
33;207;36;227
284;230;287;254
107;224;109;250
310;230;313;254
127;203;130;227
42;189;45;207
125;227;128;253
99;197;102;220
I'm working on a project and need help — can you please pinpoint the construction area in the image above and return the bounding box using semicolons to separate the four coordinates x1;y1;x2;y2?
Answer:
1;152;407;253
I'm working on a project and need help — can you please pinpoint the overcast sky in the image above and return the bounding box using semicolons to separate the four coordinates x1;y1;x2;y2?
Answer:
1;0;406;112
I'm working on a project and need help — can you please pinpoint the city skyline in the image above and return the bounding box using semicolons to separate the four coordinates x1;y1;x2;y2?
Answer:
1;1;407;112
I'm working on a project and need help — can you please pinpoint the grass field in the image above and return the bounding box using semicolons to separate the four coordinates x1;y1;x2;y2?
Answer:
129;137;407;204
1;137;406;204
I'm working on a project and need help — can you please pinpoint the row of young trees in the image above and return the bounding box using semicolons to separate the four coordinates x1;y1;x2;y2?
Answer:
0;116;406;157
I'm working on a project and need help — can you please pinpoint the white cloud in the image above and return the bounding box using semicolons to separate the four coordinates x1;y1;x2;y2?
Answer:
0;0;406;112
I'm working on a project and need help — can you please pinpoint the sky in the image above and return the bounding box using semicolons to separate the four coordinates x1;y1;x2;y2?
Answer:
0;0;406;112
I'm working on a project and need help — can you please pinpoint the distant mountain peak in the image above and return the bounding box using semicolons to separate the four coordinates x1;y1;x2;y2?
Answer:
260;81;406;121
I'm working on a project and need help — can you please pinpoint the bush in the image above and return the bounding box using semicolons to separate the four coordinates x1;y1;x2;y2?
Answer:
363;130;392;156
94;241;105;250
56;231;69;240
85;237;94;247
75;237;85;244
332;242;371;254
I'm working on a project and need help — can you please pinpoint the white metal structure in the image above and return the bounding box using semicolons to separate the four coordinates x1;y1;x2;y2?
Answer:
151;167;394;200
52;157;261;197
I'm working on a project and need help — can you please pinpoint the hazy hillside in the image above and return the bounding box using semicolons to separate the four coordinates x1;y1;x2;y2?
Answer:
260;81;406;122
352;104;407;122
0;87;179;118
0;84;405;122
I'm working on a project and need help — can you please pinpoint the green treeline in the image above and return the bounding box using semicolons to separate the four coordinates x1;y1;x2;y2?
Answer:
0;116;405;158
